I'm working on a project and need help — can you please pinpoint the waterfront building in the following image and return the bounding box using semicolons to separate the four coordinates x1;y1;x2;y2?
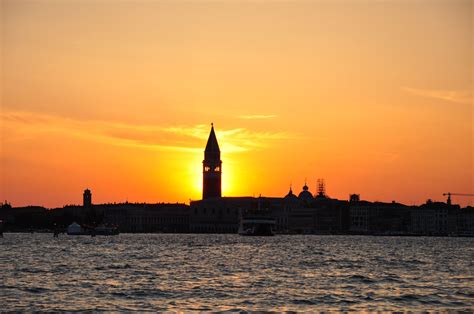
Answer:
287;199;349;234
456;206;474;236
0;205;49;231
410;200;457;236
190;197;252;233
349;200;411;235
273;188;299;233
100;202;189;233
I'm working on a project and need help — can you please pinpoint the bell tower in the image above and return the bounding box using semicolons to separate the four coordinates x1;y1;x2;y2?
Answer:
203;123;222;199
83;189;92;209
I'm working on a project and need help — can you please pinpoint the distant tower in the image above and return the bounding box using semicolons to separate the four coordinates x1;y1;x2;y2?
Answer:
83;189;92;208
202;123;222;199
349;194;360;203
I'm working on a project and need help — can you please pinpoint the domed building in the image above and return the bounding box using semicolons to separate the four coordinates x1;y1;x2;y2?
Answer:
284;186;298;200
298;183;313;200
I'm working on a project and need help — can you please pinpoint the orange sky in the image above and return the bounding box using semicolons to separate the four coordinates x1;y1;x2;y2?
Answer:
1;0;472;207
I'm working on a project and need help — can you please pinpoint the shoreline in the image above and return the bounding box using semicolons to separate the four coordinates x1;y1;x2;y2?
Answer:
2;231;473;238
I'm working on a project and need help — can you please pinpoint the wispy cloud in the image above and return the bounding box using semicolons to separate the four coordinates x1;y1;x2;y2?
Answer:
403;87;472;105
1;111;295;153
237;114;278;120
161;124;293;152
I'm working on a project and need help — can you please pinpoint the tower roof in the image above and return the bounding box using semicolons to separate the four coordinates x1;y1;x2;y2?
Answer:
285;185;298;199
205;124;220;153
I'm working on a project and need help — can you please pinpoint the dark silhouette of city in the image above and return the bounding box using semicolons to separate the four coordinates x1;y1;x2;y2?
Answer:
1;124;473;236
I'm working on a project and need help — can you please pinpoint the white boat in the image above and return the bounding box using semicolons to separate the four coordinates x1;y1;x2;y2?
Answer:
66;222;119;236
66;222;85;235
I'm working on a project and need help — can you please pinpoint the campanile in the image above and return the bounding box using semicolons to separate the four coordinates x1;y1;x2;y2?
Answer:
202;123;222;199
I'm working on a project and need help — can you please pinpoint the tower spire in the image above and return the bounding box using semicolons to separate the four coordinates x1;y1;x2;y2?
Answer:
205;123;220;156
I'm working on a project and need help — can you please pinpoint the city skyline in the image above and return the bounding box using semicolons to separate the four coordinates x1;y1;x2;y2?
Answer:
1;0;472;207
1;123;471;209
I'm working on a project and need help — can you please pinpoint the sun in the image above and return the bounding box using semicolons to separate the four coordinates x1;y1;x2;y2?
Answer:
183;151;240;200
187;154;204;201
221;156;236;197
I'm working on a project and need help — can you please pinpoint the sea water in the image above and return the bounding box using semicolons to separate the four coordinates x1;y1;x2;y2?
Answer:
1;234;473;311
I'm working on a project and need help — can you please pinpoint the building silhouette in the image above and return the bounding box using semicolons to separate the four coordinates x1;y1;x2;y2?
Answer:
202;124;222;199
298;182;313;200
2;123;473;236
83;189;92;209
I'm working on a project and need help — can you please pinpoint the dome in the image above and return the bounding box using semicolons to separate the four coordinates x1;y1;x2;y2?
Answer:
298;184;313;199
285;187;298;199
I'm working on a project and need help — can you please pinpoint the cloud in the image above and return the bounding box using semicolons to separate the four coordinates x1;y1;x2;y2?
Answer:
1;111;295;153
237;114;278;120
403;87;472;105
161;124;294;152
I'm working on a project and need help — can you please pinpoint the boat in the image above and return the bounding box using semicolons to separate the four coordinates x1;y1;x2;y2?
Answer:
67;222;84;235
238;208;275;236
93;224;120;236
66;222;119;236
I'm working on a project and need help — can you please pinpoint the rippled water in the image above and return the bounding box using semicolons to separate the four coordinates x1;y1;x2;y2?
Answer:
1;234;473;311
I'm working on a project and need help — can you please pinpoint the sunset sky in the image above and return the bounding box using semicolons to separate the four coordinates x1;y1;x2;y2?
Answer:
1;0;472;208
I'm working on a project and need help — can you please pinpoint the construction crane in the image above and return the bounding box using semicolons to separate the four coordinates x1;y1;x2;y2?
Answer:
442;193;474;205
